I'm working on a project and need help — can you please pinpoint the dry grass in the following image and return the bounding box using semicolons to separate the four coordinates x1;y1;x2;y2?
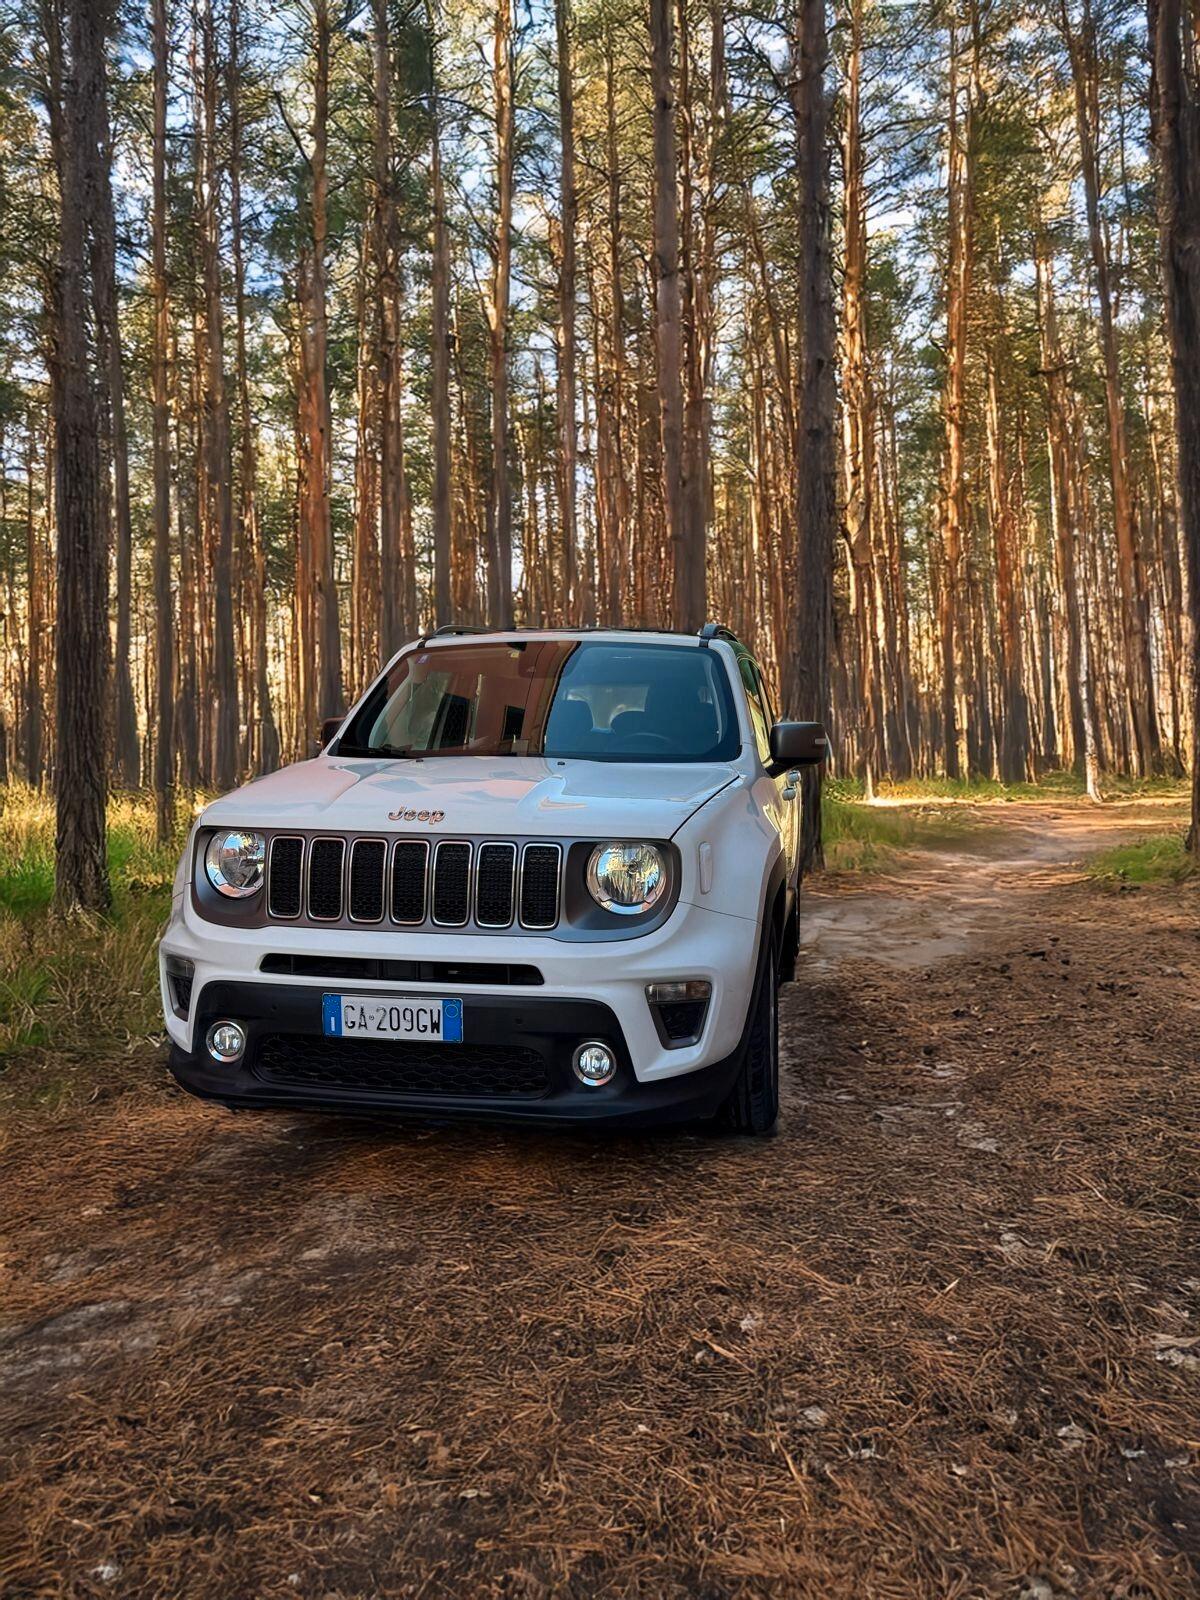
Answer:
1;848;1198;1597
0;786;191;1101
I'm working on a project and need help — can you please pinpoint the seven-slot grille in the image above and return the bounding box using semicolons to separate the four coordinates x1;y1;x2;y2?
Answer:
265;837;562;932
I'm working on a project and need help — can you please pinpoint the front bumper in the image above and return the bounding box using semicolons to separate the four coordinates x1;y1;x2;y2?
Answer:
160;889;761;1084
168;980;745;1127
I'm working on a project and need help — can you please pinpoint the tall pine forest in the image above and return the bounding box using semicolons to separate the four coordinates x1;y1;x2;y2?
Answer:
0;0;1198;908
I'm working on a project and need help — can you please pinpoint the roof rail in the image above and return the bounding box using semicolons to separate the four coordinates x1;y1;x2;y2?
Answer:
697;621;740;648
431;623;492;637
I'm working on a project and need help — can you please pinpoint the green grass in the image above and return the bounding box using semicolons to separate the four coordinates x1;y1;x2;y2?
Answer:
0;786;193;1102
1084;832;1198;886
821;781;980;872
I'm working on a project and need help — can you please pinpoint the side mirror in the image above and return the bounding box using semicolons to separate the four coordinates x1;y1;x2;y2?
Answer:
318;715;345;751
768;720;827;776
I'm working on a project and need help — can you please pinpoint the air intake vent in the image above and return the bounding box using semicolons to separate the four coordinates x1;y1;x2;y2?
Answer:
520;844;561;928
348;839;386;922
432;842;471;925
268;836;304;918
475;843;516;927
308;838;345;920
390;840;428;923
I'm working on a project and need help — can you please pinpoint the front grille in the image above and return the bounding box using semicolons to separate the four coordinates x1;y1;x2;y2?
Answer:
268;837;304;918
264;835;563;932
349;839;386;922
475;843;516;927
520;845;562;928
391;841;428;923
432;842;471;925
254;1033;549;1099
308;838;345;919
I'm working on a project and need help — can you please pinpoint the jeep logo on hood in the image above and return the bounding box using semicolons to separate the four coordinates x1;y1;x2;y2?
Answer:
388;808;445;824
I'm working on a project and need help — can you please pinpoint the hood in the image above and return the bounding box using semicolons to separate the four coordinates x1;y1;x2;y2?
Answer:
201;754;739;840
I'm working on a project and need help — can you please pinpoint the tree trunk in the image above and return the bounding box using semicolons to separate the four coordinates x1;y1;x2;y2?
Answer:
786;0;836;872
486;0;515;627
555;0;578;622
375;0;414;658
151;0;174;839
52;0;110;912
1149;0;1200;849
652;0;690;629
198;0;238;791
429;3;453;626
938;9;976;780
229;0;277;775
79;0;137;789
1060;0;1163;775
297;0;342;725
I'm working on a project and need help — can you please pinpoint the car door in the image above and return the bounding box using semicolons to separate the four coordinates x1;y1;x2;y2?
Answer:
736;652;799;880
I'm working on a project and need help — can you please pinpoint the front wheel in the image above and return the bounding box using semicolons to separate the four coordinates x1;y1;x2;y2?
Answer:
714;927;779;1136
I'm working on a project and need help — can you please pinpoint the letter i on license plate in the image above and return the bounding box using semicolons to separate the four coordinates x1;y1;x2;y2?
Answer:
322;995;464;1043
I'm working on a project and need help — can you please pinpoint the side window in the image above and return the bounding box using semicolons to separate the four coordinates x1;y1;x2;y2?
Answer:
737;655;773;766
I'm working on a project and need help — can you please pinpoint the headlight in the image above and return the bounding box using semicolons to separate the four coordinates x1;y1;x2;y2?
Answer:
204;830;266;898
586;842;667;915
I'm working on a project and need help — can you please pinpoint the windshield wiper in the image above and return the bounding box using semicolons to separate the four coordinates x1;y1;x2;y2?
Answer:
335;743;415;759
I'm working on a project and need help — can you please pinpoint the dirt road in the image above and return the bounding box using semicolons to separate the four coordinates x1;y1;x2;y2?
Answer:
2;805;1198;1599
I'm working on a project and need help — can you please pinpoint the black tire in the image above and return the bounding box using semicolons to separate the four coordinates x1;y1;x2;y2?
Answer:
714;926;780;1136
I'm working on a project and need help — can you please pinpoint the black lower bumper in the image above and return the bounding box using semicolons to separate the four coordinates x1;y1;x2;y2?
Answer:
168;980;744;1129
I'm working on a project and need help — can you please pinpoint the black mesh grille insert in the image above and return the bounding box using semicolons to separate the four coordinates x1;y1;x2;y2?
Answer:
390;841;428;922
475;843;515;926
520;845;561;927
433;843;471;925
268;837;304;918
254;1033;549;1099
349;840;386;921
308;838;345;919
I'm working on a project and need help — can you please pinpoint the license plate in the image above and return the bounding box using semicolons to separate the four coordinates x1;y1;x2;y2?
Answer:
322;994;463;1043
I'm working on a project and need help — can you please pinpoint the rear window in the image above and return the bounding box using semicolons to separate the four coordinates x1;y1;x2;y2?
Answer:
338;639;741;764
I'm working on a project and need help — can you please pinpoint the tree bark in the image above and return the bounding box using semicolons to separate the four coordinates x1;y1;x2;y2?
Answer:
429;2;453;626
486;0;515;627
297;0;342;725
555;0;578;623
151;0;174;839
79;0;137;788
786;0;836;872
52;0;110;911
374;0;414;658
1149;0;1200;849
938;8;976;780
1060;0;1164;775
651;0;701;629
198;0;238;790
229;0;277;774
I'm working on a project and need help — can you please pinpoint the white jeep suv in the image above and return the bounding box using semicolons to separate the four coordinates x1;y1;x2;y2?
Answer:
159;625;826;1134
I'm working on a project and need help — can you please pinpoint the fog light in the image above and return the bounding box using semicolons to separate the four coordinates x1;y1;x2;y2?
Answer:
572;1040;616;1087
206;1021;247;1064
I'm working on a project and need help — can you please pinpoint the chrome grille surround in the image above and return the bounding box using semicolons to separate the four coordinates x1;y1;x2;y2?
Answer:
262;832;564;935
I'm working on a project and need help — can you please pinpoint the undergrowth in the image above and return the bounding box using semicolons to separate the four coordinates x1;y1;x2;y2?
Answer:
821;781;979;872
1084;832;1197;886
0;786;193;1103
838;770;1190;804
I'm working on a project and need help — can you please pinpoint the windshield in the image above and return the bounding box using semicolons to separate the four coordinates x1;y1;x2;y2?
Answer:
337;639;742;763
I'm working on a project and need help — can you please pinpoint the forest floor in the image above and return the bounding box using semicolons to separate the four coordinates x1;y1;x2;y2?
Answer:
1;799;1198;1600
